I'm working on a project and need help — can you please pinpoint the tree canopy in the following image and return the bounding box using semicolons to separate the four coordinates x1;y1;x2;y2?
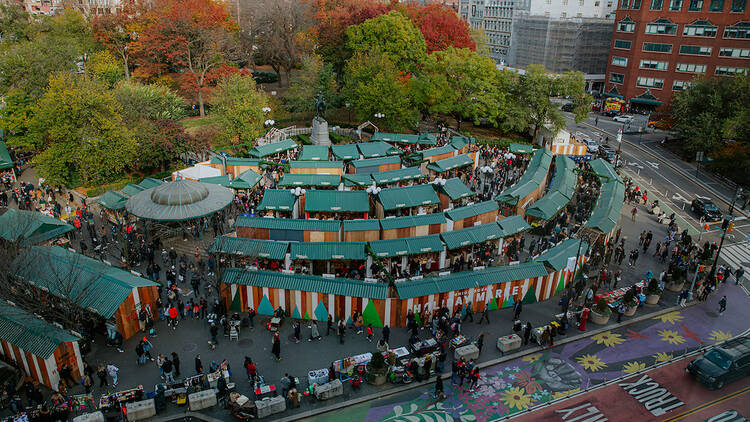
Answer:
345;11;427;73
211;74;271;147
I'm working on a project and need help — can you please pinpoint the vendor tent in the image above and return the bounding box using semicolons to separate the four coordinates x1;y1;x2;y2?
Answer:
357;141;401;158
440;222;504;250
97;190;129;211
278;174;340;188
0;141;14;170
299;145;330;161
370;166;425;185
350;156;401;174
331;144;361;160
235;217;340;242
0;209;74;245
209;236;289;260
248;139;298;158
257;189;296;211
376;184;440;211
304;190;369;213
426;153;474;173
290;241;367;261
343;219;380;242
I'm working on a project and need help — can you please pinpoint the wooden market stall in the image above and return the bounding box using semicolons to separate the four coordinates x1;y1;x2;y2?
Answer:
495;147;554;216
533;238;590;301
585;159;625;241
256;189;296;217
331;144;361;161
278;173;341;189
370;166;425;187
418;145;456;164
302;189;370;219
380;213;446;239
298;145;331;161
374;184;441;218
425;153;476;179
349;156;401;175
525;155;578;224
368;234;444;274
289;160;344;175
208;235;290;271
235;216;341;242
444;200;499;231
343;219;381;242
248;138;299;159
356;141;402;159
0;141;16;182
0;304;83;389
289;241;368;276
208;157;263;178
0;209;74;246
435;177;475;210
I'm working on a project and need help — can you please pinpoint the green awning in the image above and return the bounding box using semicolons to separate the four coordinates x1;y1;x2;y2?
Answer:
445;200;498;221
426;153;474;172
368;238;410;257
525;155;577;221
440;223;504;250
222;268;387;299
289;161;343;170
419;145;455;159
630;97;662;106
586;180;625;234
350;156;401;169
0;209;74;245
209;236;289;260
436;178;474;200
304;190;369;213
209;157;262;167
449;137;468;151
525;191;571;221
199;175;231;186
138;177;163;189
0;142;13;170
249;139;298;158
377;184;440;210
343;219;380;232
0;305;80;359
331;144;361;160
371;166;425;185
236;216;340;232
497;215;531;236
495;148;553;205
589;158;620;183
406;234;444;254
97;190;129;211
278;174;340;187
343;174;374;187
257;189;296;211
357;141;402;158
290;241;367;261
120;183;146;197
371;132;419;144
299;145;330;161
534;238;589;271
228;169;262;190
603;86;623;99
417;133;437;145
509;143;534;154
379;213;446;230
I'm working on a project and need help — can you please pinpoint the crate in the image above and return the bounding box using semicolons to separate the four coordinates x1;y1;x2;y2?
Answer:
125;399;156;421
314;379;343;400
497;334;522;353
188;389;217;411
453;344;480;361
254;395;286;418
72;412;104;422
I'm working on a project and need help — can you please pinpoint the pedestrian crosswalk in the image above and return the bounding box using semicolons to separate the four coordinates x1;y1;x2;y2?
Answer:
720;241;750;283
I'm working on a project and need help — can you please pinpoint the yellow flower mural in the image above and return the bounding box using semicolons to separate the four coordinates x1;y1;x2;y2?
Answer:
653;311;684;325
591;331;626;348
653;352;673;362
576;354;607;372
521;353;543;363
501;387;533;410
658;329;686;345
708;330;733;342
622;361;646;374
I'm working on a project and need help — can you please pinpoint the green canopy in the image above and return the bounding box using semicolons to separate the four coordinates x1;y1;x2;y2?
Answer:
445;200;498;221
379;213;446;230
436;178;474;200
449;137;468;151
630;89;662;106
0;305;80;359
278;174;340;187
369;234;444;257
126;179;234;221
343;219;380;232
495;148;553;205
419;145;455;159
509;143;534;154
236;216;340;232
199;175;231;186
249;139;298;158
586;179;625;234
209;236;289;260
223;268;387;299
525;155;577;221
290;241;367;261
97;190;129;211
350;156;401;169
377;184;440;210
299;145;330;161
343;174;374;187
371;166;425;185
138;177;164;189
497;215;531;236
357;141;402;158
257;189;296;211
534;238;589;271
289;161;343;170
440;223;504;250
0;209;74;245
426;153;474;172
371;132;419;144
228;169;262;190
0;142;13;170
120;183;146;197
304;190;369;213
331;144;361;160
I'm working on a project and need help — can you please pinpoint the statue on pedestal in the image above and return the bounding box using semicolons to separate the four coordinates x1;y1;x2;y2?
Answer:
311;92;331;146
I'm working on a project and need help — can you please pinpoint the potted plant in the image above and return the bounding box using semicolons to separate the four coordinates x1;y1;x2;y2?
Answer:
590;299;611;325
665;274;684;292
366;351;389;386
644;278;663;305
622;289;639;316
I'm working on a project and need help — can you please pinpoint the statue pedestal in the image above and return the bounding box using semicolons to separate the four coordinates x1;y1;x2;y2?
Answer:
310;117;331;146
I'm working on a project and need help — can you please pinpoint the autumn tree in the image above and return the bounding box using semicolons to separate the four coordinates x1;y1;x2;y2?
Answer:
131;0;239;117
212;74;271;147
345;11;427;74
343;51;418;131
254;0;311;87
402;4;475;53
284;54;339;113
91;0;143;80
87;50;125;88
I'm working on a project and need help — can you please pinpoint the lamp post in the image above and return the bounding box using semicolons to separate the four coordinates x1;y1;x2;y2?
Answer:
345;103;352;123
615;128;623;169
707;186;743;283
374;112;385;128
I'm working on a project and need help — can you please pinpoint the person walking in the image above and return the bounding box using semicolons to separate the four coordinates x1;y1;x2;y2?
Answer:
209;323;219;346
171;352;180;377
157;353;166;379
382;325;391;343
512;300;522;321
476;334;484;355
338;320;345;344
309;322;321;341
735;267;745;285
272;332;281;361
366;324;374;342
106;364;119;387
162;358;174;384
293;321;301;343
631;206;638;221
718;296;727;315
434;375;445;400
522;322;532;345
478;303;490;324
96;364;108;388
195;354;203;374
327;317;333;336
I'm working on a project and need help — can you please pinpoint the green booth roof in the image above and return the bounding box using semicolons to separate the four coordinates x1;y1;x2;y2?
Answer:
289;160;343;170
290;241;367;261
138;177;163;189
120;183;146;197
379;213;446;230
343;219;380;231
445;200;498;221
350;156;401;168
278;174;340;187
440;222;504;250
298;145;330;161
257;189;296;211
343;173;375;187
377;184;440;210
235;216;341;232
419;145;455;159
371;166;425;185
304;190;369;213
97;190;129;211
228;169;262;190
331;144;361;160
369;234;444;257
0;142;13;170
222;268;387;299
249;139;298;158
0;305;80;359
436;177;474;200
525;155;577;221
357;141;402;158
0;209;74;245
534;238;589;271
426;153;474;173
495;148;553;205
509;143;534;154
209;236;289;260
497;215;532;236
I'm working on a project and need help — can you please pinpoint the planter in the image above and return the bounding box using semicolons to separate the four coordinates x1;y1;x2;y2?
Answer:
666;281;684;292
366;364;388;386
645;294;661;305
590;310;611;325
624;305;638;317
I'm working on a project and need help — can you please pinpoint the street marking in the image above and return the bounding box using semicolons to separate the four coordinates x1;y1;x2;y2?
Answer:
660;385;750;422
672;193;688;203
629;162;645;169
646;161;660;169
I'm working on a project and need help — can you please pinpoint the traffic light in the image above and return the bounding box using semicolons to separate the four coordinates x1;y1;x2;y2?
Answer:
728;222;735;233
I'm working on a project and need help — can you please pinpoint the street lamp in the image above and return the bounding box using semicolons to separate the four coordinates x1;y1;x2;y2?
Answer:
345;103;352;123
264;119;275;127
615;129;623;169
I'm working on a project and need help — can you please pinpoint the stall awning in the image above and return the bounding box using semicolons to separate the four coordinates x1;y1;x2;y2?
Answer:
342;174;374;187
629;89;662;106
343;219;380;232
278;174;340;187
249;139;298;158
209;236;289;260
426;153;474;172
440;223;504;250
368;234;444;257
602;86;623;99
0;305;80;359
371;132;419;144
289;160;343;170
0;209;74;245
377;184;440;210
525;155;577;221
371;166;425;185
357;141;402;158
534;238;589;271
331;144;361;160
419;145;455;159
298;145;330;161
379;213;446;230
291;241;367;261
497;215;531;236
495;148;553;205
257;189;296;211
228;169;262;190
509;143;534;154
222;268;387;299
449;136;470;151
0;142;13;170
304;190;369;213
138;177;163;189
445;200;498;221
120;183;146;197
437;178;474;201
209;157;263;167
586;179;625;234
405;234;444;254
199;175;231;186
350;156;401;169
97;190;129;211
236;216;341;232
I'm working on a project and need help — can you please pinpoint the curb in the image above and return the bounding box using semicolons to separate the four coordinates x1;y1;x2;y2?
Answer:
274;302;694;422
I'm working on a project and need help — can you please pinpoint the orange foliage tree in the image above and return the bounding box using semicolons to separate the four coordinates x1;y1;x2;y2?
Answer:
401;4;475;53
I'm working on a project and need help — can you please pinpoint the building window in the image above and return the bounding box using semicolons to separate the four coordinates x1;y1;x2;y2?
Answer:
683;21;718;37
708;0;724;9
615;39;632;49
643;42;673;53
618;17;636;32
610;73;625;83
669;0;684;7
640;59;669;69
645;19;678;34
719;47;750;58
650;0;663;8
680;45;712;55
731;0;747;11
620;0;629;5
676;63;707;72
673;80;692;90
612;56;629;66
688;0;703;9
579;0;584;5
562;11;567;17
724;22;750;38
636;77;664;88
632;0;642;6
715;66;749;75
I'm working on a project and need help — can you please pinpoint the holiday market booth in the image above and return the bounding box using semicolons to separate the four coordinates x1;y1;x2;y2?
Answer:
434;177;474;209
0;141;15;182
289;160;344;176
289;241;368;276
368;234;444;274
418;145;457;164
533;238;590;297
370;166;425;187
209;236;290;272
342;173;374;189
371;132;437;147
236;217;340;242
298;145;331;161
14;246;159;340
586;159;625;241
220;269;394;326
495;148;554;216
356;141;402;159
374;185;441;218
256;189;296;217
248;138;298;159
0;304;83;390
444;200;499;231
380;213;446;239
0;209;74;246
302;189;370;219
425;153;476;179
449;136;474;154
278;174;340;189
524;155;578;224
343;219;381;242
440;222;505;268
208;156;264;178
331;144;361;161
349;156;401;175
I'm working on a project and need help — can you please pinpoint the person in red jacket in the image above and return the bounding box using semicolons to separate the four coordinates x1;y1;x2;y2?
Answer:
168;305;179;329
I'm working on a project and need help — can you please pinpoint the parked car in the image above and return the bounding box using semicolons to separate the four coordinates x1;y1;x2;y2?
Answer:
601;110;620;117
599;145;617;163
613;114;634;123
648;119;674;130
687;336;750;390
691;197;723;222
560;103;575;112
585;139;599;154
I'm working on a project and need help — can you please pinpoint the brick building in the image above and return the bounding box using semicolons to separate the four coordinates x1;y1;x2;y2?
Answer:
604;0;750;110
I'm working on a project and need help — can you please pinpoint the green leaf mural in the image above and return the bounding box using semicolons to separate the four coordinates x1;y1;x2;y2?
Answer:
362;300;384;327
556;271;566;294
257;295;274;315
489;298;498;310
229;289;242;312
522;287;537;305
502;295;514;309
314;301;329;322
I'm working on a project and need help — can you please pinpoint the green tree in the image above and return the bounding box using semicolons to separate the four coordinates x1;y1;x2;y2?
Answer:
113;81;187;122
343;51;418;131
30;73;135;186
0;90;35;147
87;50;125;88
412;47;512;129
0;3;33;43
345;11;427;73
283;54;339;113
212;74;271;147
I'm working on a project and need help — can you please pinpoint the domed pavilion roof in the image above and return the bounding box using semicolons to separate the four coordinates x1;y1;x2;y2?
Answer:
125;179;234;221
